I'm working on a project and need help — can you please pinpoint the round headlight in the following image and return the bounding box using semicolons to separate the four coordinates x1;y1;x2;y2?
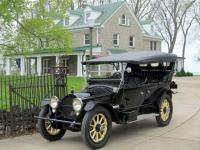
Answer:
72;98;83;112
50;96;59;109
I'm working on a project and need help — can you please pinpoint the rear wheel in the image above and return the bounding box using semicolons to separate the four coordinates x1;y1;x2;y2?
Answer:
38;107;66;141
81;106;112;149
156;94;173;127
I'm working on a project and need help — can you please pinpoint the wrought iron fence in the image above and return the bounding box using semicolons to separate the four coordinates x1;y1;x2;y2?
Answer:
0;67;67;136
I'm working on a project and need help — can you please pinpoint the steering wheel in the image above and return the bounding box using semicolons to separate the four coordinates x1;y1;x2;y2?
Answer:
112;72;122;79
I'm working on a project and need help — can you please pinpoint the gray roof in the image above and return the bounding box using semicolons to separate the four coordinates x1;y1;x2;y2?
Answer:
83;51;177;64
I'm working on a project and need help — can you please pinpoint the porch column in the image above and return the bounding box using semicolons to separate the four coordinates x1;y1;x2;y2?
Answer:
77;55;82;76
56;55;60;66
5;57;11;75
82;55;87;76
98;65;101;76
37;56;42;76
20;57;25;76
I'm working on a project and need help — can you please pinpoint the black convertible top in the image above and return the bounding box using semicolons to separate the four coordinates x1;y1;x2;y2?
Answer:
82;51;177;65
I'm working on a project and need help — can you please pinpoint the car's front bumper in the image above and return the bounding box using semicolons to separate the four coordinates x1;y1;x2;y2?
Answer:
34;116;81;125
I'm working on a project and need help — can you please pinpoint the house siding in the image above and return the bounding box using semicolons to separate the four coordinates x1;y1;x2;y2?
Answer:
70;4;162;54
143;39;162;51
71;29;98;48
99;4;145;53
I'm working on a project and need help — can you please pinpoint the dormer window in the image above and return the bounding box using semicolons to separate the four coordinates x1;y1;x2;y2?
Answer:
85;12;91;24
64;18;69;26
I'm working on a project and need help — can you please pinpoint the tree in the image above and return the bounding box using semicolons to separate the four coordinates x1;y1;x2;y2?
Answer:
154;0;196;53
128;0;158;20
0;0;72;55
72;0;115;8
180;8;197;70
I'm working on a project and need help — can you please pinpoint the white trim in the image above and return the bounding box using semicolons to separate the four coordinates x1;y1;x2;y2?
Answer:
96;28;99;44
5;58;11;75
37;56;42;76
77;55;83;76
20;57;25;76
143;35;162;41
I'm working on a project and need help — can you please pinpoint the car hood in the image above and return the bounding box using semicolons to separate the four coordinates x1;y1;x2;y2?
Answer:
73;92;91;99
72;85;117;100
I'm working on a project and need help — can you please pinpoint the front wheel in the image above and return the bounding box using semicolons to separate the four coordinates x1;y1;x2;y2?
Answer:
38;107;66;141
81;106;112;149
156;94;173;127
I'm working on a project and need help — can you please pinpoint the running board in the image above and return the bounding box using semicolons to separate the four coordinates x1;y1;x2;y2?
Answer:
127;113;159;124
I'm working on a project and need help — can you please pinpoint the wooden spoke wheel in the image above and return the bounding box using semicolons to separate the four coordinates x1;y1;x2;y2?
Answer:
156;94;173;127
81;106;112;149
38;107;66;141
89;113;108;143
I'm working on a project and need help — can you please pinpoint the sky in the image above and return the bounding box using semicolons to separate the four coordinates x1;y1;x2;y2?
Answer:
162;22;200;75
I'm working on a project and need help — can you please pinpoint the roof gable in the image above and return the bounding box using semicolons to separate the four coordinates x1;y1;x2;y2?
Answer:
63;1;125;29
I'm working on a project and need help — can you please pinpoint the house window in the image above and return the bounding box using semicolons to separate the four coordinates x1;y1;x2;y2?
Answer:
61;58;69;74
64;18;69;26
150;41;153;50
129;36;135;47
113;34;119;46
119;14;129;26
154;41;157;50
150;41;157;50
122;14;126;25
43;59;50;74
84;34;90;45
85;12;91;24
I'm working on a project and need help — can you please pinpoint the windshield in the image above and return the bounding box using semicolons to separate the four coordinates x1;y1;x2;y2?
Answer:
85;63;125;79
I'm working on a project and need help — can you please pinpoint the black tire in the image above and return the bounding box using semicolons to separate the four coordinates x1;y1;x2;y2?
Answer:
156;93;173;127
81;106;112;149
38;107;66;141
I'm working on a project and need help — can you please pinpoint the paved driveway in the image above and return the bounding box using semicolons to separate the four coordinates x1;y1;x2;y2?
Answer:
0;77;200;150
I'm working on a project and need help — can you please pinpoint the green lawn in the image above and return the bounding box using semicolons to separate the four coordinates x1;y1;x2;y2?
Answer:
67;76;87;92
0;76;86;110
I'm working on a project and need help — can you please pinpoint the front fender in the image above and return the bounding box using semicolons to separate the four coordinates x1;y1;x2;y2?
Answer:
84;101;96;111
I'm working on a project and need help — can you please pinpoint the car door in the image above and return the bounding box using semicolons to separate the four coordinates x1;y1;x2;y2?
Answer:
122;77;147;108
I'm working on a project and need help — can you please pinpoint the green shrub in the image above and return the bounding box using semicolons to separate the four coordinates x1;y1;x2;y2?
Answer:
176;69;193;77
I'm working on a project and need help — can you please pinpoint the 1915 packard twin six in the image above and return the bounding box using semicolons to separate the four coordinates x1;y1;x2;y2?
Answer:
36;51;177;149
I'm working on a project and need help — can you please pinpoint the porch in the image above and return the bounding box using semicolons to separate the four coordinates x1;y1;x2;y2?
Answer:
5;54;84;76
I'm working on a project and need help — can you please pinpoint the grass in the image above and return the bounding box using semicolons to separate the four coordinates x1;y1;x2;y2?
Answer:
0;76;86;110
67;76;87;92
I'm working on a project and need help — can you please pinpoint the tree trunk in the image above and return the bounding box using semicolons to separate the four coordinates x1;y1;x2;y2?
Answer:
182;35;187;71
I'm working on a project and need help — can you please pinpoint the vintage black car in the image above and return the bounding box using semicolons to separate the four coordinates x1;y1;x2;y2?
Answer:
36;51;177;149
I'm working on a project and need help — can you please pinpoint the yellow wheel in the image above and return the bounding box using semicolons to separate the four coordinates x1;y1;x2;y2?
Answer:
89;113;108;143
38;107;66;141
81;106;112;149
156;94;173;127
160;99;170;121
45;120;61;136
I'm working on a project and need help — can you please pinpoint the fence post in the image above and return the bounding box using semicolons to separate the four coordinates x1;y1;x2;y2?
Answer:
9;84;13;135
